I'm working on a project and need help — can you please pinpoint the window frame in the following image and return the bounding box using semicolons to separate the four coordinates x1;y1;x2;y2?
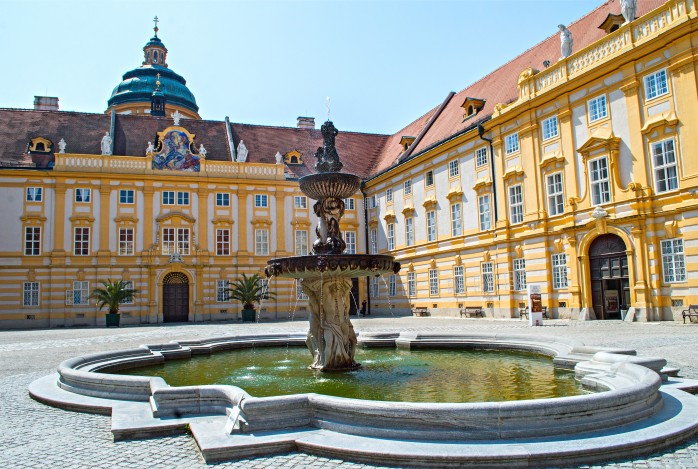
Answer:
386;188;393;203
72;280;90;305
661;238;686;283
215;193;230;207
373;276;380;298
541;115;559;141
216;279;229;302
405;217;414;247
403;180;412;196
293;195;307;209
644;68;669;101
345;231;357;254
651;138;678;194
587;95;608;123
254;194;269;208
370;228;377;255
387;223;395;251
482;262;494;293
24;226;41;256
177;191;190;206
75;188;91;203
216;228;230;256
429;269;439;297
73;227;90;256
508;185;524;224
552;253;568;289
478;194;491;231
344;198;355;210
451;202;462;237
426;210;437;242
589;156;611;205
295;230;309;256
119;189;135;205
389;275;397;297
513;258;527;291
505;133;519;155
120;281;135;304
407;272;416;297
162;191;175;205
425;170;434;187
255;228;269;256
448;159;459;178
454;265;465;295
26;187;42;202
118;227;134;256
546;172;565;216
475;147;488;167
23;281;40;307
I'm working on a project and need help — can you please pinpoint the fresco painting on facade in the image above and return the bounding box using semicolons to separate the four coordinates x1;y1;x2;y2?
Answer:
151;128;201;171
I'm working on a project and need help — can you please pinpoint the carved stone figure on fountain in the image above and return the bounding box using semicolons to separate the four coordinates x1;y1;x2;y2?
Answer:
314;120;343;173
312;197;346;255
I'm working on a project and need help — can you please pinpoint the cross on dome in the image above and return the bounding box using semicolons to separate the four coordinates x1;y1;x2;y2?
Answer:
153;16;159;37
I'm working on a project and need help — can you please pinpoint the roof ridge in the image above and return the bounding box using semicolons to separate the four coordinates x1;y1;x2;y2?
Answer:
230;121;389;137
0;107;109;117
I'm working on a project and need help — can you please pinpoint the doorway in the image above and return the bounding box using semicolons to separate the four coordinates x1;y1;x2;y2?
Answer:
162;272;190;323
589;234;630;320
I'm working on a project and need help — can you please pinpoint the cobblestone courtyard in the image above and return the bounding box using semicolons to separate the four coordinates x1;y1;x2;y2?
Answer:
2;317;697;468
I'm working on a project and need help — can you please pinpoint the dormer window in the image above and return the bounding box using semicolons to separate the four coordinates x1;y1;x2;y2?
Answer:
598;13;625;34
461;97;486;119
29;137;52;154
284;150;303;165
399;136;416;152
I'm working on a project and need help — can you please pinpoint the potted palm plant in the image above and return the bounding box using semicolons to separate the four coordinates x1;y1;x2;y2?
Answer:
91;279;139;328
225;273;274;322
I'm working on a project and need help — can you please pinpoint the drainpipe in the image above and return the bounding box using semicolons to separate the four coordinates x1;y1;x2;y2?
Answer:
478;124;498;222
360;181;371;315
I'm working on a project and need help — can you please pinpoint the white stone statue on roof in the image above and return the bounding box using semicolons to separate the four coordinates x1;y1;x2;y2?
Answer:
146;141;155;155
558;24;573;59
237;140;248;162
198;144;207;159
275;151;283;164
621;0;636;24
58;138;66;154
101;132;112;156
171;110;183;126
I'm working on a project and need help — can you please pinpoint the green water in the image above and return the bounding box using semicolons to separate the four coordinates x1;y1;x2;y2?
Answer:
117;347;587;402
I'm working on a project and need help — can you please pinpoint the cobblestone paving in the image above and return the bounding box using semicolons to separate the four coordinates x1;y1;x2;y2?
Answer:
2;317;698;468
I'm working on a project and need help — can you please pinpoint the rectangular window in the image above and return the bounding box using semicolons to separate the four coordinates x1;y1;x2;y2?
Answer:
121;281;135;304
508;185;524;224
482;262;494;293
162;191;175;205
75;188;91;203
407;272;416;297
386;188;393;203
513;258;527;291
216;280;229;302
505;133;519;155
296;281;308;300
345;231;357;254
162;228;176;255
258;278;270;300
387;223;395;251
454;266;465;295
370;229;377;255
72;281;89;305
119;190;134;204
216;229;230;256
177;191;190;205
389;275;396;297
216;193;230;207
369;195;376;209
177;228;190;255
404;180;412;196
478;195;491;231
294;196;307;209
118;228;134;256
405;218;414;247
476;147;488;167
429;269;439;296
542;115;559;141
255;229;269;256
23;282;39;307
589;157;611;205
661;239;686;283
552;253;568;289
161;228;189;255
373;276;380;298
644;69;668;100
588;95;608;122
546;172;564;216
344;198;355;210
26;187;42;202
295;230;308;256
73;227;90;256
254;194;268;208
425;170;434;187
24;226;41;256
448;159;459;178
652;139;678;193
451;203;462;236
427;210;437;242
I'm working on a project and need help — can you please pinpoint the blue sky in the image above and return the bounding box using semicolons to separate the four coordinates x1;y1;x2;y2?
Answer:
1;0;604;134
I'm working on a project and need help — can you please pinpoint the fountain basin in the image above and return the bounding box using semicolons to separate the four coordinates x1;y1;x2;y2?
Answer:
298;172;361;200
265;254;399;279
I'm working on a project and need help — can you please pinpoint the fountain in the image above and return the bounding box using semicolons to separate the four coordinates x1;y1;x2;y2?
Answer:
264;120;399;371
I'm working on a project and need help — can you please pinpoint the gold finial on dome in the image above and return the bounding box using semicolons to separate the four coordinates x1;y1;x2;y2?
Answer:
153;16;159;37
156;73;161;87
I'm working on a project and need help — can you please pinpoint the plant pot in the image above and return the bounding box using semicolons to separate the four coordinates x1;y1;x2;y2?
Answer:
105;313;120;328
241;308;256;322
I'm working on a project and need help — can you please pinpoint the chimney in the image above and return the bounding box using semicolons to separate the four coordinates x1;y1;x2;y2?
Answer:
34;96;59;111
297;116;315;129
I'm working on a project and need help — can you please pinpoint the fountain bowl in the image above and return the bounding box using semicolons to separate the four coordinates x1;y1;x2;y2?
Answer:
265;254;399;280
299;172;361;200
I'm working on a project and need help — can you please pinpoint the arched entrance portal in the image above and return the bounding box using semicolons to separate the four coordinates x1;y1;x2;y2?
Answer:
589;234;630;320
162;272;189;323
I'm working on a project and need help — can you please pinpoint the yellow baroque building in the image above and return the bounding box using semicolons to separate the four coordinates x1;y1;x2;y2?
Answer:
1;0;697;328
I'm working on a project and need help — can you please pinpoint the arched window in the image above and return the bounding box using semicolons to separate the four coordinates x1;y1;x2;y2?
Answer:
154;51;158;62
35;142;45;152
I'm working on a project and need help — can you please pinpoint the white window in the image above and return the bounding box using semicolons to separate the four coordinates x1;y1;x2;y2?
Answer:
429;269;439;296
177;191;189;205
72;281;89;305
119;228;134;256
258;278;270;299
177;228;190;255
255;229;269;256
542;115;559;141
588;95;608;122
546;172;564;216
387;223;395;251
74;227;90;256
505;133;519;155
216;280;229;302
370;229;377;255
513;258;527;291
661;239;686;283
26;187;42;202
24;226;41;256
344;198;355;210
216;193;230;207
425;170;434;187
478;195;491;231
373;276;380;298
295;230;308;256
254;194;268;207
644;69;668;100
386;188;393;203
345;231;357;254
23;282;39;307
652;139;678;193
448;160;459;178
407;272;416;297
75;188;91;203
369;195;376;208
389;275;396;297
589;157;611;205
482;262;494;293
508;185;524;224
475;147;488;167
451;203;462;236
121;281;135;304
405;218;414;247
296;281;308;300
552;253;568;289
427;210;437;242
216;229;230;256
162;191;175;205
404;180;412;196
161;228;189;255
294;196;307;209
119;190;134;204
454;266;465;295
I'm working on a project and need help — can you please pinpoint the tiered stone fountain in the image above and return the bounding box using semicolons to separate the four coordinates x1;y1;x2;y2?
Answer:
265;120;400;370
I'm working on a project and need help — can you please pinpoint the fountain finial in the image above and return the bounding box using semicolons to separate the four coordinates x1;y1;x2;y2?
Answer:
314;120;343;173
